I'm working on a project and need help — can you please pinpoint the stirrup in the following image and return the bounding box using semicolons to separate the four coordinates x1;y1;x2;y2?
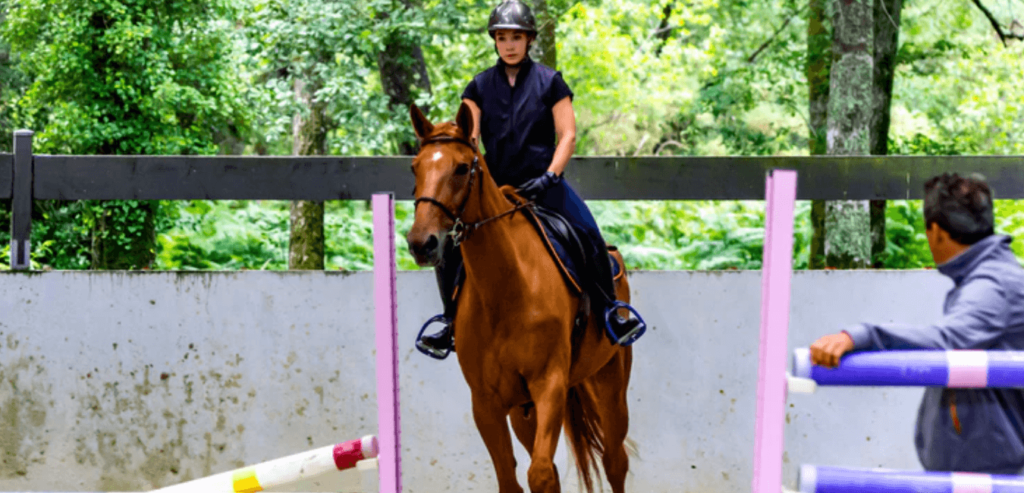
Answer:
604;301;647;347
415;315;453;360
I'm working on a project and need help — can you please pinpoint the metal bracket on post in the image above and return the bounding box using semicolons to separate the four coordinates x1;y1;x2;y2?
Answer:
786;372;818;394
11;130;33;271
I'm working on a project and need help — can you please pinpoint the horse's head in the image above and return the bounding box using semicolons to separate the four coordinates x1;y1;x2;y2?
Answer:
406;103;481;267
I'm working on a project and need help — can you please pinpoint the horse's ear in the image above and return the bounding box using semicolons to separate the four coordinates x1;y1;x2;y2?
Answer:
410;104;433;142
455;102;474;143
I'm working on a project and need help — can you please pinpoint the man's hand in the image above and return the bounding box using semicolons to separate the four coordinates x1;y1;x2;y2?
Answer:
517;171;561;200
809;332;855;369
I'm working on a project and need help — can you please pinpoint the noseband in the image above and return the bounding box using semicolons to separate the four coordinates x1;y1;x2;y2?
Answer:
413;134;531;246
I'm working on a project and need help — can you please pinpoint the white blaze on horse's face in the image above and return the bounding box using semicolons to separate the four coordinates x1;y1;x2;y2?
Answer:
406;136;475;267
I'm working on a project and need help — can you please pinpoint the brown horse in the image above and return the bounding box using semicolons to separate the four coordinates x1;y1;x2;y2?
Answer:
405;102;635;493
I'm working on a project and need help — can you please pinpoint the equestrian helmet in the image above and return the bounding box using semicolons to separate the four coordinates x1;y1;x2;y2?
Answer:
487;0;537;38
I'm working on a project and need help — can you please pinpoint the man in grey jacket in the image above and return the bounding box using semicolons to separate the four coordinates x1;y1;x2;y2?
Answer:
810;172;1024;475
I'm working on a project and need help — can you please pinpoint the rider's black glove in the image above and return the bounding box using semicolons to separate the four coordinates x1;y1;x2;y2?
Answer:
516;171;561;200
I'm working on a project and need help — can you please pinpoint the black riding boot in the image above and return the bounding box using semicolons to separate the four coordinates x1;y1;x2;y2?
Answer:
590;247;647;346
415;243;462;360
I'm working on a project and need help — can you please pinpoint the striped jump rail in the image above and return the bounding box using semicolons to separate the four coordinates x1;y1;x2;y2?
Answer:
797;465;1024;493
790;348;1024;391
153;435;378;492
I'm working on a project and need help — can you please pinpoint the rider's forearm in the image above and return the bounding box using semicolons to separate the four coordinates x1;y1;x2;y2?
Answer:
548;131;576;176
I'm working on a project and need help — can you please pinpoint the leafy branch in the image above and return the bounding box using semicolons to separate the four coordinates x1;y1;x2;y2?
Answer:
747;4;807;63
970;0;1024;47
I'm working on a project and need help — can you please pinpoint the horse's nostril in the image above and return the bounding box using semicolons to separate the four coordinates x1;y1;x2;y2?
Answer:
423;235;439;254
413;234;440;257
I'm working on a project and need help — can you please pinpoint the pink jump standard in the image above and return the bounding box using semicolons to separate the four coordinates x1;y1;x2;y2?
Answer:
373;192;402;493
751;169;798;493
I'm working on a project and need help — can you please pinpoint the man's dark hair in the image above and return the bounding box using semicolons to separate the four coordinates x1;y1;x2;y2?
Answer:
923;172;995;245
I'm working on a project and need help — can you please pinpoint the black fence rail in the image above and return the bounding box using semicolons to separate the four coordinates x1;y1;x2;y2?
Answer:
5;130;1024;269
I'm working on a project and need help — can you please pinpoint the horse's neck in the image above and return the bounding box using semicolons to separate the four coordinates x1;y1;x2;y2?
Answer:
459;179;531;289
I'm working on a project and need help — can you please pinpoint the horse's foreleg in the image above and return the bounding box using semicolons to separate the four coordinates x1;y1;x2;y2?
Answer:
510;403;537;455
473;394;524;493
525;374;568;493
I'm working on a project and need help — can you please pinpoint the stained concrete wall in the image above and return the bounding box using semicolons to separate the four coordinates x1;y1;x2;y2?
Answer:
0;270;953;492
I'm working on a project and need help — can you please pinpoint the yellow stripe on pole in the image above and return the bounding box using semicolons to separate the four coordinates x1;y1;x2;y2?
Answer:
232;467;263;493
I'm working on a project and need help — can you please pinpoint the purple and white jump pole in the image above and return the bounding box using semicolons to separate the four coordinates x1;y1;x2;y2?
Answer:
792;348;1024;389
799;465;1024;493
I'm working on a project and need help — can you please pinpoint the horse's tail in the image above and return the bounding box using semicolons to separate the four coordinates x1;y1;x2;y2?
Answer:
564;384;604;493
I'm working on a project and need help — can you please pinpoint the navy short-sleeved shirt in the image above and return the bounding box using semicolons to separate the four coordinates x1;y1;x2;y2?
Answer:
461;56;574;187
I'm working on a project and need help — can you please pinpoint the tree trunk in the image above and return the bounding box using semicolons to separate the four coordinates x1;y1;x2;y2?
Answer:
532;0;557;69
289;78;326;271
654;3;674;57
90;200;158;270
825;0;873;269
377;0;433;156
870;0;903;267
91;140;158;270
807;0;832;269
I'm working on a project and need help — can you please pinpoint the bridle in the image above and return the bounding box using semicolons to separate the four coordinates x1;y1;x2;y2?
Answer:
413;133;532;246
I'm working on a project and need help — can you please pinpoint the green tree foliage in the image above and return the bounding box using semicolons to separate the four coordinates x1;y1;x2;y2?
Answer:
0;0;251;269
1;0;1022;271
153;199;424;271
2;0;248;154
238;0;466;156
0;8;29;154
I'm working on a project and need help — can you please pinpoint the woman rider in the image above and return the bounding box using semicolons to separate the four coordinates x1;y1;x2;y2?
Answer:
415;0;646;359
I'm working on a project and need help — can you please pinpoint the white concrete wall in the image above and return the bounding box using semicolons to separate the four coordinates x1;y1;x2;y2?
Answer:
0;270;953;492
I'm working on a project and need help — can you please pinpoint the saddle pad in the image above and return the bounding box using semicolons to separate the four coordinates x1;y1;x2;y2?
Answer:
512;195;623;295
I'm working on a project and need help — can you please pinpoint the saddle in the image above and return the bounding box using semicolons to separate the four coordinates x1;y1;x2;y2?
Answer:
511;194;623;297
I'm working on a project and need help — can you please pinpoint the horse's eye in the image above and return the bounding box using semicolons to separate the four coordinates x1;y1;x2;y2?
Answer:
455;164;470;176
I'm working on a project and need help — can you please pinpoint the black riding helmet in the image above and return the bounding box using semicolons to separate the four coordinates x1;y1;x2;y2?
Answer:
487;0;537;38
